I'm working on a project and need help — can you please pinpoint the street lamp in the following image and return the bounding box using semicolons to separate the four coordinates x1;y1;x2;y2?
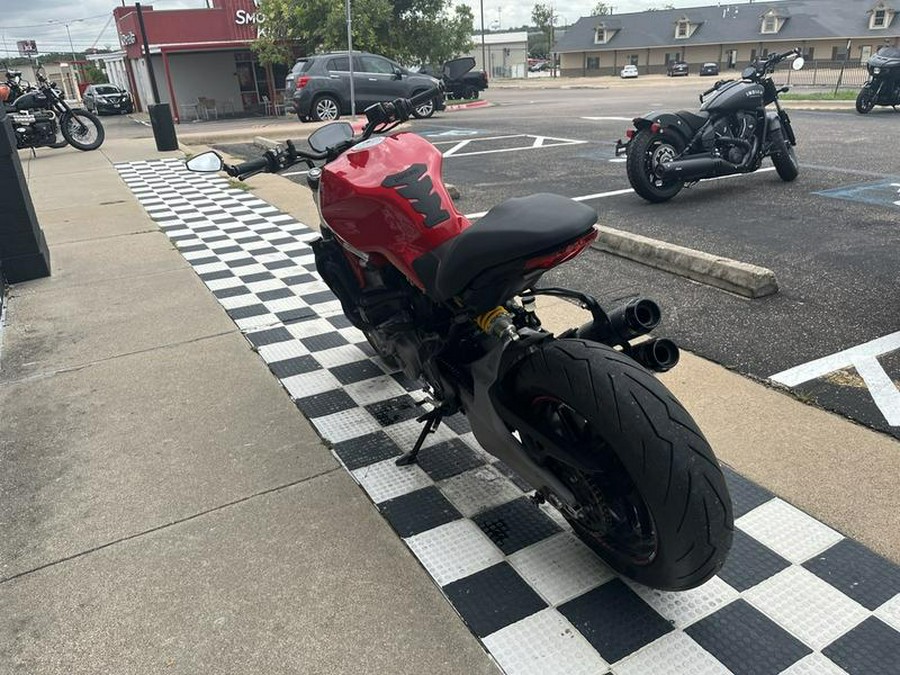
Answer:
48;18;83;100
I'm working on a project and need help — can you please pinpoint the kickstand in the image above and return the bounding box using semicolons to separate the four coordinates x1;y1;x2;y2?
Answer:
395;408;444;466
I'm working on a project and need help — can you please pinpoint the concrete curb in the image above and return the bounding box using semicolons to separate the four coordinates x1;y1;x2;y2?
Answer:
253;136;279;149
594;226;779;298
445;100;494;111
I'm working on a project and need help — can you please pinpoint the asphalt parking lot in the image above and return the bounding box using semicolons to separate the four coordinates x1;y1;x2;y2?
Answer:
212;82;900;439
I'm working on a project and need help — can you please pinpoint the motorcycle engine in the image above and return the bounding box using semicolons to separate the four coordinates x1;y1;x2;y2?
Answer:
708;112;757;164
13;111;56;147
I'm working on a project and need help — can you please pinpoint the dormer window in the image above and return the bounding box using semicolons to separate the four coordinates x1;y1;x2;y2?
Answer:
676;20;690;38
869;2;895;29
760;8;788;34
594;22;620;44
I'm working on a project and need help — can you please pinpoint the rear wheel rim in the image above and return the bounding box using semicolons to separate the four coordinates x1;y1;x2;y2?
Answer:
415;100;434;116
647;139;678;189
316;98;338;120
528;396;658;564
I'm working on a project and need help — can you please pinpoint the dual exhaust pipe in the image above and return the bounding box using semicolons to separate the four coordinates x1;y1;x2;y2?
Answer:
575;298;679;372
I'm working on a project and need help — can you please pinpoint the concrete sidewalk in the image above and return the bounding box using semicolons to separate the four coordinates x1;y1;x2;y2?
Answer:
0;139;498;674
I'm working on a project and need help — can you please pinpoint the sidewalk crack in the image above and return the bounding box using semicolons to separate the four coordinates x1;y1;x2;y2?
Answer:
0;466;342;585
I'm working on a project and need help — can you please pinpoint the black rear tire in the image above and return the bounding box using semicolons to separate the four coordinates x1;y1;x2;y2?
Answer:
507;339;733;590
626;128;685;203
772;143;799;182
60;110;104;151
856;87;875;114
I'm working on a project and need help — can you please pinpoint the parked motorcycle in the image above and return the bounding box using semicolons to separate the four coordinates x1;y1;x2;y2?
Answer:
856;46;900;114
1;69;104;151
616;48;806;203
186;87;733;590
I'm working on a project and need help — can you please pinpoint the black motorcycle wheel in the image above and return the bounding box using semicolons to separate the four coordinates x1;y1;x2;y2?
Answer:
626;129;685;203
60;110;105;151
772;143;799;182
856;87;876;114
507;339;733;591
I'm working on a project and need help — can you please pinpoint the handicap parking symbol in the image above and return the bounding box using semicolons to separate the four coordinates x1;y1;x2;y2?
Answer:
815;180;900;209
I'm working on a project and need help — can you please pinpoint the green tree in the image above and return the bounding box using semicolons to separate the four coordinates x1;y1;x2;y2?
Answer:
531;3;557;54
592;2;613;15
253;0;474;67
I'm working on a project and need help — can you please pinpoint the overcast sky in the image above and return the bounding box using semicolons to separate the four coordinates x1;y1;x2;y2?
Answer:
1;0;723;57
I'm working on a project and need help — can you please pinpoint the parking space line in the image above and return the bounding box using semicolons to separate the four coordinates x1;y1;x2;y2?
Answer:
581;116;634;121
463;167;777;219
429;134;523;145
771;331;900;427
442;139;473;157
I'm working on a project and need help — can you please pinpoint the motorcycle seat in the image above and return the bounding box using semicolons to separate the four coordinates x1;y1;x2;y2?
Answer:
414;193;597;301
677;110;710;131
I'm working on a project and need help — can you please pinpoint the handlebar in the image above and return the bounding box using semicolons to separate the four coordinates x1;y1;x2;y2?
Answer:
224;84;444;180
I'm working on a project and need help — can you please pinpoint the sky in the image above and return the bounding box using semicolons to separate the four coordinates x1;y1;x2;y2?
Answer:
0;0;726;58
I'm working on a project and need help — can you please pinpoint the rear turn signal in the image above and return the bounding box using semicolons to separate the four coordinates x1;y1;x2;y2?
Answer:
296;76;311;89
650;122;661;134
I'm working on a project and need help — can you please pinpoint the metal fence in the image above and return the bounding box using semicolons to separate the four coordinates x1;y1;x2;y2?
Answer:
773;60;869;89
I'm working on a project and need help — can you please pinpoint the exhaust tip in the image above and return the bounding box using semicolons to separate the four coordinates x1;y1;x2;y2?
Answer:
626;298;662;332
632;338;680;372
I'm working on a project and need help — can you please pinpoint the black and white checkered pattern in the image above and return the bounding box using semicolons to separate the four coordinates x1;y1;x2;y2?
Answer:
117;158;900;675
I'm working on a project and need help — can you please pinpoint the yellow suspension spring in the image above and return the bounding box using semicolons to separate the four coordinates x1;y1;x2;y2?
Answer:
475;306;508;334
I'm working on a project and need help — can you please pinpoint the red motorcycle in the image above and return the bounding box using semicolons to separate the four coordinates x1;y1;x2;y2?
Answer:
187;87;733;590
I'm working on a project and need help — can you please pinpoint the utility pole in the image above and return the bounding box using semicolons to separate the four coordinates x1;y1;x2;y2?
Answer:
549;5;556;78
480;0;486;75
135;3;160;104
346;0;355;118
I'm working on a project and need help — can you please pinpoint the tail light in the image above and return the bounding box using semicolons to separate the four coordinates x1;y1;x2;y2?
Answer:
650;122;661;133
626;128;635;139
295;75;310;89
525;229;598;271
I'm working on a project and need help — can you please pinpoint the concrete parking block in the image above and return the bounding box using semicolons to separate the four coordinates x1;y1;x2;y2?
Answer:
595;226;779;298
0;471;498;675
0;332;338;580
0;267;235;381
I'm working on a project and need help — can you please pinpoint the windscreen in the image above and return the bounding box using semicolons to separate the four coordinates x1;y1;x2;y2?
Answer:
876;47;900;58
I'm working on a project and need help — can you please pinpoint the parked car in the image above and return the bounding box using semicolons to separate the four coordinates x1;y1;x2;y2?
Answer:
700;62;720;76
82;84;134;114
620;64;639;79
285;52;444;122
666;61;690;76
419;57;488;100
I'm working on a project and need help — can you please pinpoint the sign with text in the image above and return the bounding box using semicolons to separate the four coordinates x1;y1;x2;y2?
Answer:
17;40;37;56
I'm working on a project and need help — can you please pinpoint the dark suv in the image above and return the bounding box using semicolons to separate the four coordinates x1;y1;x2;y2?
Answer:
83;83;134;114
666;61;690;77
285;52;444;122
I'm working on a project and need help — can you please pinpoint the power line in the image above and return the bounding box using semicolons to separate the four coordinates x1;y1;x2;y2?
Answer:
0;13;110;30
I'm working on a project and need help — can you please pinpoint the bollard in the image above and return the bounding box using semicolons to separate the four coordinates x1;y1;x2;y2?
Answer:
0;106;51;283
148;103;178;152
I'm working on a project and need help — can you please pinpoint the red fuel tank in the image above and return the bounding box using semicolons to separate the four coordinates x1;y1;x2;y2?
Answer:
319;132;470;289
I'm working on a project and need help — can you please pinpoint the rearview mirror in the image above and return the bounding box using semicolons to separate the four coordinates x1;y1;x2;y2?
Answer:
791;56;805;71
308;122;354;153
186;151;224;172
393;67;403;80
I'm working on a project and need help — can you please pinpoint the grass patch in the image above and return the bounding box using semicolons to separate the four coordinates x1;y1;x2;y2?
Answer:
228;178;252;191
781;90;858;101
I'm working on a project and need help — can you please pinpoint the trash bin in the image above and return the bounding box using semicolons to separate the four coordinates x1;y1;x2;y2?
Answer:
148;103;178;152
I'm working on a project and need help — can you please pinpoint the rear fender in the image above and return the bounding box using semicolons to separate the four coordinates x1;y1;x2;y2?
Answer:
633;111;692;145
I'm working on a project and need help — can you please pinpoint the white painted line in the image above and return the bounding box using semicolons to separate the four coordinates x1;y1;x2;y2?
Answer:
608;158;627;163
581;116;634;121
852;355;900;426
442;139;473;157
429;134;524;145
770;331;900;388
463;167;777;219
446;135;587;159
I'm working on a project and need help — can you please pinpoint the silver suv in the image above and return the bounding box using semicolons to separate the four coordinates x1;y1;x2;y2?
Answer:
285;52;444;122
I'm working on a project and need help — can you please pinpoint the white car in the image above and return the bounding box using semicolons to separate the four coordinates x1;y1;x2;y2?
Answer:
620;65;639;79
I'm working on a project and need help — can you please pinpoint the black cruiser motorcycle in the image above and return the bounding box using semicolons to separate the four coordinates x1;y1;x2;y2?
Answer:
617;48;805;203
2;69;104;151
856;46;900;114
